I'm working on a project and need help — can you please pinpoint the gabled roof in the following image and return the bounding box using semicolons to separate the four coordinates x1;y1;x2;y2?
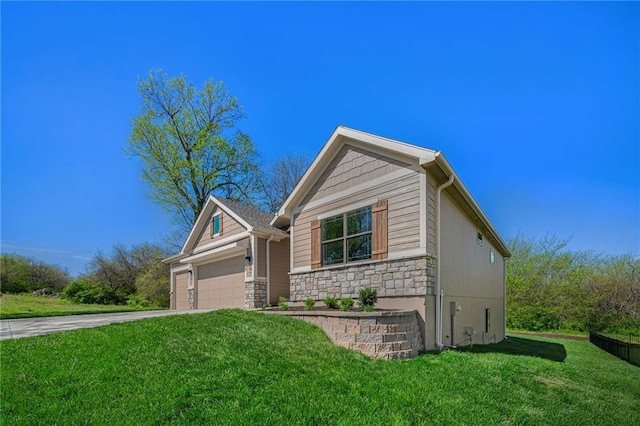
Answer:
170;195;287;260
272;126;510;258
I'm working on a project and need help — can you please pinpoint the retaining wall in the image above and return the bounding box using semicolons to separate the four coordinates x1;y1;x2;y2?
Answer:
264;309;423;359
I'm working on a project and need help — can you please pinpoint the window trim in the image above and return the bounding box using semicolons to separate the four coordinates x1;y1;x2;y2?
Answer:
489;249;495;265
321;206;372;266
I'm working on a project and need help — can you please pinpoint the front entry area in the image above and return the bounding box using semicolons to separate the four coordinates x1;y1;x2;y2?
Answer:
196;256;246;309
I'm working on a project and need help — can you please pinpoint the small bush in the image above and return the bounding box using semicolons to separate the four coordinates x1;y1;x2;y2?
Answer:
340;298;354;311
278;296;289;311
61;279;127;305
126;295;150;308
323;296;339;309
304;298;316;311
358;287;377;310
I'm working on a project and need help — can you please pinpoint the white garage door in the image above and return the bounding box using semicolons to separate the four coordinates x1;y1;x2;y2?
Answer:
197;256;245;309
174;271;189;310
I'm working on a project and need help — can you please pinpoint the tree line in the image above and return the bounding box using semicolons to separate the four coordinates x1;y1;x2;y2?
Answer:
1;244;170;308
506;234;639;334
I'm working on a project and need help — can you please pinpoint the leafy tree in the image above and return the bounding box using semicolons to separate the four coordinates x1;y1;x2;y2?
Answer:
506;233;640;333
0;253;71;294
259;152;310;214
126;68;259;234
135;260;170;308
88;243;167;297
0;254;31;293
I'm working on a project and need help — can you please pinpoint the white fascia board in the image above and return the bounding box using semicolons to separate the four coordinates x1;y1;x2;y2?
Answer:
252;228;289;241
162;253;184;264
179;239;249;265
433;152;511;258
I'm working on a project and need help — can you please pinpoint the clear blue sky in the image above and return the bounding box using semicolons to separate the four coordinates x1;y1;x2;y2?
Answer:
2;1;638;276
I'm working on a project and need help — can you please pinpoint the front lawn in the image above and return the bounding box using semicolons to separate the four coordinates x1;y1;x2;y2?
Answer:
1;310;638;425
0;293;158;319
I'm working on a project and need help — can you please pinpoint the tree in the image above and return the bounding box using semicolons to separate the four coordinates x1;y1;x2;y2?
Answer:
126;69;259;234
506;233;640;333
259;152;311;214
87;243;167;297
0;254;31;293
0;253;71;294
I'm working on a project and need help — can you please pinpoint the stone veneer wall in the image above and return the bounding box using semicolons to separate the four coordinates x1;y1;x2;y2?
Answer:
265;310;423;359
290;255;436;302
188;288;195;310
245;279;267;308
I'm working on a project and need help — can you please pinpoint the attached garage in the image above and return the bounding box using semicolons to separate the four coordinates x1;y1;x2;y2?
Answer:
196;256;245;309
174;271;189;310
164;196;290;310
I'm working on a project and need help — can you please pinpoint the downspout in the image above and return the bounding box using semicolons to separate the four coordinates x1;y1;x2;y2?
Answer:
266;234;275;305
436;174;454;350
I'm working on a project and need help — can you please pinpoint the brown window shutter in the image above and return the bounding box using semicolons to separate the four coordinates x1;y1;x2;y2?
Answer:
372;200;388;260
311;219;321;269
219;212;223;236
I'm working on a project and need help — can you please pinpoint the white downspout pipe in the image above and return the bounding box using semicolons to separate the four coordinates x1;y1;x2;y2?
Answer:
436;174;454;350
266;234;275;305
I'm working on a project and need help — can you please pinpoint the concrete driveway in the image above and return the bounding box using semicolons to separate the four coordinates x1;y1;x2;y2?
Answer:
0;309;215;340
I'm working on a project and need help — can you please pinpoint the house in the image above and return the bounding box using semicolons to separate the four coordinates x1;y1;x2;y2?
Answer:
164;197;290;310
166;126;510;351
271;126;510;350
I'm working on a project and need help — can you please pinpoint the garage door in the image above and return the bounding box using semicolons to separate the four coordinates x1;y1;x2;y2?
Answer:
197;256;245;309
174;271;189;310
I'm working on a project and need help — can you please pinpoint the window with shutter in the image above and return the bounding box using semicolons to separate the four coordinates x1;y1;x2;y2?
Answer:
211;212;223;237
311;200;387;268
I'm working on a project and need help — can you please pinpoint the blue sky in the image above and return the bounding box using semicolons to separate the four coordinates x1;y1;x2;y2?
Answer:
2;1;638;276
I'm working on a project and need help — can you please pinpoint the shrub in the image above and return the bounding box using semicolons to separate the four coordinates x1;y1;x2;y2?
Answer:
61;278;127;305
340;298;354;311
126;295;151;308
358;287;377;310
323;296;339;309
304;298;316;311
278;296;289;311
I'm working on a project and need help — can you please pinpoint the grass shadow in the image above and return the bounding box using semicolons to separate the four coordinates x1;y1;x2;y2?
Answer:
456;336;567;362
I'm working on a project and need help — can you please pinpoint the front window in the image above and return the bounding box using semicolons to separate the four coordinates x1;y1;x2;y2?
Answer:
321;207;372;266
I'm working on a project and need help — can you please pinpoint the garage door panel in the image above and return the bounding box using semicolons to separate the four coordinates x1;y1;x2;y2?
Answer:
175;272;189;310
197;256;245;309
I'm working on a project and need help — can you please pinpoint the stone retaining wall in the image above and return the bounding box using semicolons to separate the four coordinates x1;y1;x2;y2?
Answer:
264;310;423;359
289;256;436;302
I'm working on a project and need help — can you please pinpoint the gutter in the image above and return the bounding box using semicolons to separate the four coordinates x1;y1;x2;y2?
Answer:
435;173;454;350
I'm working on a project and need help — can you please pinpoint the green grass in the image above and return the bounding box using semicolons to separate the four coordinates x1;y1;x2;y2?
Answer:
1;310;638;425
0;294;159;319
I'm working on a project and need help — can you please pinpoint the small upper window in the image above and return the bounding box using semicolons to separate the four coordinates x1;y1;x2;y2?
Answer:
212;214;221;236
477;232;483;246
490;249;495;265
